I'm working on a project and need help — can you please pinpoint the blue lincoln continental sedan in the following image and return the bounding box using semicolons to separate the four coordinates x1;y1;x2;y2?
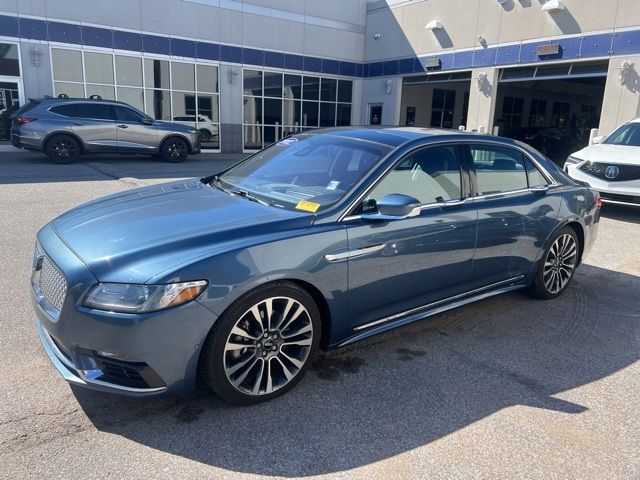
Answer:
31;127;601;404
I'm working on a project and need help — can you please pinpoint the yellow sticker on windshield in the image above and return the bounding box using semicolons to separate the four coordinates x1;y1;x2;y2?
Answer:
296;200;321;213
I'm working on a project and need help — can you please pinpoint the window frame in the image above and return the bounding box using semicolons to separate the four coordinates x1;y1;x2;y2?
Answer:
464;142;554;198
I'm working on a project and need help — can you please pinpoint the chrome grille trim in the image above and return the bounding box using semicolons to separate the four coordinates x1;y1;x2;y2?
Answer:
39;256;67;312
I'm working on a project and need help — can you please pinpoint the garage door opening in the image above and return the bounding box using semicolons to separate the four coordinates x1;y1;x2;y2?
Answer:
495;61;608;165
400;71;471;129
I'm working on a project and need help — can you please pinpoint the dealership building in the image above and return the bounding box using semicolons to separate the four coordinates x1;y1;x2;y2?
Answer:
1;0;640;154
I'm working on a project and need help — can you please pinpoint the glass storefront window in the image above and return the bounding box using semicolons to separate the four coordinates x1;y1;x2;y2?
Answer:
243;70;263;96
51;50;221;149
320;102;336;127
264;98;282;125
54;82;84;98
0;44;20;77
145;89;171;120
302;101;319;127
117;87;144;111
116;56;143;87
197;65;218;93
284;75;302;99
243;69;353;150
52;49;83;82
264;72;283;98
144;59;170;89
171;62;195;91
86;84;115;100
283;100;301;126
84;52;114;84
320;78;337;102
338;80;353;103
303;76;320;100
243;96;262;125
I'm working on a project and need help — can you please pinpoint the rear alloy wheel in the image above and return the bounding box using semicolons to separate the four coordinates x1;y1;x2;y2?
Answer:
528;227;579;299
200;283;320;405
46;135;80;164
161;137;189;163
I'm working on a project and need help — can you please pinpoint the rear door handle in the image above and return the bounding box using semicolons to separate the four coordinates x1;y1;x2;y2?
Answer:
73;122;84;126
117;124;128;129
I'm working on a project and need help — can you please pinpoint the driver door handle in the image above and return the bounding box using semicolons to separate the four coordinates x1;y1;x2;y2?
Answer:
117;124;128;129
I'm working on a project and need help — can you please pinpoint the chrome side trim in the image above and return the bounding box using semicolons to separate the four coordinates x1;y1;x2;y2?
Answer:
36;320;167;394
325;244;386;262
353;275;525;331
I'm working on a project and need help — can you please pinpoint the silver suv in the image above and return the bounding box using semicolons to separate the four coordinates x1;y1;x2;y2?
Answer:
11;97;201;163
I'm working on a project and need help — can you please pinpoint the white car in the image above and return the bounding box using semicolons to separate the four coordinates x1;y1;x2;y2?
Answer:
564;119;640;207
172;115;218;143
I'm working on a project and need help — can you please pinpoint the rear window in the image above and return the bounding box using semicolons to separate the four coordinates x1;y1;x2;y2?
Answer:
12;100;40;118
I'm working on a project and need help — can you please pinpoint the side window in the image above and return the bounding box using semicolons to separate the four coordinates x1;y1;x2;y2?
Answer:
73;103;116;121
115;106;144;122
366;146;462;208
525;157;549;188
50;105;78;117
471;145;527;195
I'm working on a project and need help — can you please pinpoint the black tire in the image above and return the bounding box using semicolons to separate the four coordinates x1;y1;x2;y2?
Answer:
46;134;81;164
528;226;580;299
200;281;321;405
161;137;189;163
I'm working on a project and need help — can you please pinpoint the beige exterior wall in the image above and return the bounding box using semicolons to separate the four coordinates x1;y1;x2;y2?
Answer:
599;55;640;135
366;0;640;61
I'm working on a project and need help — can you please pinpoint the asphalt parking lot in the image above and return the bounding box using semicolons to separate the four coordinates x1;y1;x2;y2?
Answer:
1;149;639;479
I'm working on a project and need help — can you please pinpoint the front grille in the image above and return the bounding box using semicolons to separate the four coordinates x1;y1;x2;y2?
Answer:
39;256;67;312
580;162;640;182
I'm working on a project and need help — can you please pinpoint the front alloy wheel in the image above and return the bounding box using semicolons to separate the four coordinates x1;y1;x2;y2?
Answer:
528;226;579;299
543;233;578;294
224;297;313;395
200;282;320;405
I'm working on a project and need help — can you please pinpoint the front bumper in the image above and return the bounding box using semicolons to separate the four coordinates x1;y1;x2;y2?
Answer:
35;319;167;396
32;224;218;397
566;164;640;207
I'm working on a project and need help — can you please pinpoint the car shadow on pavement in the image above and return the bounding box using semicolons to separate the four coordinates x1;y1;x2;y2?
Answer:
72;264;639;477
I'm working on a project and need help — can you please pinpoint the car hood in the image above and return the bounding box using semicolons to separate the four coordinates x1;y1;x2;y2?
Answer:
50;179;311;283
572;144;640;165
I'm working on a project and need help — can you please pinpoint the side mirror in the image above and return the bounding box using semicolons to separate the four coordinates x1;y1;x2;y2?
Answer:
141;118;154;125
361;194;422;221
591;135;605;145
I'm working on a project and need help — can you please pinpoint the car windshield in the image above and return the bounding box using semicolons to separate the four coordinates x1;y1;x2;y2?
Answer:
217;134;391;212
604;123;640;147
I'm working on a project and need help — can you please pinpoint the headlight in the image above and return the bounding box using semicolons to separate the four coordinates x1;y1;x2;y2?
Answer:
565;155;582;165
84;281;207;313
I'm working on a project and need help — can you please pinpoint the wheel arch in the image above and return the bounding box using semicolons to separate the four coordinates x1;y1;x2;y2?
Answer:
159;133;195;154
200;277;334;356
564;220;585;265
43;131;86;154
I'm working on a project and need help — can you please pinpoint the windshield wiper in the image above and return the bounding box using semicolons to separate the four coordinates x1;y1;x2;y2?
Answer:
228;188;273;207
211;175;274;207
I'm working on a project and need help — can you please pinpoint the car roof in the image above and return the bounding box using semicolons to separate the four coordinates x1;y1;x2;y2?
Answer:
31;97;132;108
306;126;517;149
